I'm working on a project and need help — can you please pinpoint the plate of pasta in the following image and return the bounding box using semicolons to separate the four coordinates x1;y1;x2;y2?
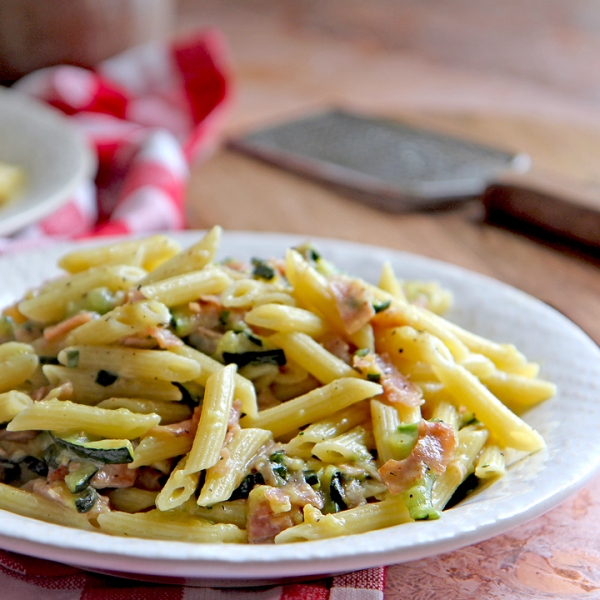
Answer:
0;227;598;585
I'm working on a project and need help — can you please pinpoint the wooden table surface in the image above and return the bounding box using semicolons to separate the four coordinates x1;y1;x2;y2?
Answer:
178;3;600;596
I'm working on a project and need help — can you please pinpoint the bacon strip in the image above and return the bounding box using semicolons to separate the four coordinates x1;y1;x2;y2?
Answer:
91;464;137;489
43;311;95;341
330;276;375;335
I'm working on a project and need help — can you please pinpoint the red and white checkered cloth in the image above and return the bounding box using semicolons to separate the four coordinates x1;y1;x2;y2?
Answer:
0;548;385;599
0;29;387;599
7;28;231;246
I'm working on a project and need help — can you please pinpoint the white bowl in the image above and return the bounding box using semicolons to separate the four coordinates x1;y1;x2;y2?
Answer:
0;87;96;235
0;231;599;587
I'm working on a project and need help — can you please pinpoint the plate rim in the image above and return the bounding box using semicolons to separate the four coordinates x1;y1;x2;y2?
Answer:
0;230;598;581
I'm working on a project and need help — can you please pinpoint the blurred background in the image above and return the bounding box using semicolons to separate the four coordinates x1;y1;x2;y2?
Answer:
3;0;600;112
2;0;600;241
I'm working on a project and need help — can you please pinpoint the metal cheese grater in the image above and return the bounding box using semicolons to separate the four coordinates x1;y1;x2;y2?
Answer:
229;109;530;211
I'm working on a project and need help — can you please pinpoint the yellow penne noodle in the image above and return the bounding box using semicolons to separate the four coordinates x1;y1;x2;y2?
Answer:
432;362;545;452
0;483;95;530
432;425;489;510
285;401;370;458
193;499;247;529
108;488;159;513
155;453;199;511
269;332;358;384
129;429;193;469
376;325;453;366
139;226;221;285
0;342;38;392
241;378;382;438
97;509;246;543
96;397;192;424
459;353;497;379
370;399;401;464
480;371;557;413
19;265;146;323
430;400;461;430
7;398;160;439
378;261;407;300
221;279;282;309
348;322;375;352
285;249;346;334
58;345;200;382
66;300;170;346
43;365;182;404
244;304;326;337
140;266;231;307
504;361;541;378
474;444;507;479
185;364;236;474
311;426;372;463
197;427;272;506
274;495;411;543
429;311;528;370
0;390;33;423
375;306;469;363
58;235;181;274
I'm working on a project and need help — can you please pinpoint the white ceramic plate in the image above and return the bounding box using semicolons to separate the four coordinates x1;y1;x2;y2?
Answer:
0;87;96;236
0;231;599;587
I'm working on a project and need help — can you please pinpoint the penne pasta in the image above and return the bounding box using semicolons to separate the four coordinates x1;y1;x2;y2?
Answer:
43;365;182;404
311;426;372;463
378;261;406;301
129;427;193;469
58;235;181;274
285;401;370;459
0;390;33;423
108;488;159;513
432;362;545;452
0;342;38;393
7;398;160;439
474;444;506;480
66;301;171;346
138;226;222;286
274;495;411;543
0;483;96;530
140;266;232;307
96;397;192;424
97;509;246;543
432;425;489;510
197;427;272;506
241;378;382;438
155;454;200;511
370;399;401;464
245;304;327;337
57;345;201;382
268;332;358;384
185;364;236;474
19;265;146;323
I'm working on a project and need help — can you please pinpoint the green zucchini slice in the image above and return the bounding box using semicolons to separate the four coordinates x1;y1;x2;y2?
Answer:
65;463;99;493
52;434;135;465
